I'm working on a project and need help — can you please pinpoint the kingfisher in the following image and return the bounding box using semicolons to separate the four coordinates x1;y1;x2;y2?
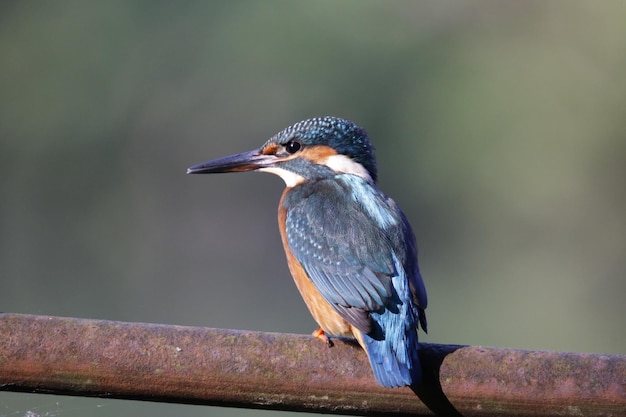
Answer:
187;116;428;387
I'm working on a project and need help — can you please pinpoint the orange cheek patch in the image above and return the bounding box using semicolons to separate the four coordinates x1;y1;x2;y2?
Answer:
299;145;337;163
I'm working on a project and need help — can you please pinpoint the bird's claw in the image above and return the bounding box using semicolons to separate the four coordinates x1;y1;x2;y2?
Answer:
312;327;334;347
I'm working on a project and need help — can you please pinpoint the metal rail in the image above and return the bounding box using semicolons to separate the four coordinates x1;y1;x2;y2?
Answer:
1;313;624;416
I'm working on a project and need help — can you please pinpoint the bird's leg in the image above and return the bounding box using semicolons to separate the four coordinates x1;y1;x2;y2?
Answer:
312;327;334;347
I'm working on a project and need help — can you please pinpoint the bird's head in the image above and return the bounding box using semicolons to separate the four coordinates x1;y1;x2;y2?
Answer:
187;117;378;186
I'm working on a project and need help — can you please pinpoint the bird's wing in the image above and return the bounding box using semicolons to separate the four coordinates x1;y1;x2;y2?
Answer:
284;176;422;335
396;208;428;332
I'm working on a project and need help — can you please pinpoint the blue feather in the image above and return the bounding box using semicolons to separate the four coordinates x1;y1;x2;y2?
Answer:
362;254;422;387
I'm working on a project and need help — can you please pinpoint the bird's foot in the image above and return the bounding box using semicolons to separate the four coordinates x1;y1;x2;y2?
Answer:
312;327;334;347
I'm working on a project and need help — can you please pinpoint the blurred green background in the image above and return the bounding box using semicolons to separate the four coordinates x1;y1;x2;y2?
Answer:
1;1;625;416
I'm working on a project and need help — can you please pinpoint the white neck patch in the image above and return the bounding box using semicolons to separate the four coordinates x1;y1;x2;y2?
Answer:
323;154;373;183
259;166;306;187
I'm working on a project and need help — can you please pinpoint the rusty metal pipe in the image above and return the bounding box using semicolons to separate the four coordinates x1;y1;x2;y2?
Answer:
1;313;624;416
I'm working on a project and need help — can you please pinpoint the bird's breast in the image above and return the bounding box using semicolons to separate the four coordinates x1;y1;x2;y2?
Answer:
277;189;354;338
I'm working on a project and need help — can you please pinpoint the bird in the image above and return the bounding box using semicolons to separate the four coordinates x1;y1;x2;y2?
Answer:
187;116;428;387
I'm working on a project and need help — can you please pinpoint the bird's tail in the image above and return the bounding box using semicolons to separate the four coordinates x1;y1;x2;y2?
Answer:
356;321;421;388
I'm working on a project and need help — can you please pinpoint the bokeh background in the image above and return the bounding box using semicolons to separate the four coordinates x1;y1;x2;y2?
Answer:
1;1;625;416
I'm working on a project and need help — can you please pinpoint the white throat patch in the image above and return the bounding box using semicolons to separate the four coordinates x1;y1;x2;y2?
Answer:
259;166;306;187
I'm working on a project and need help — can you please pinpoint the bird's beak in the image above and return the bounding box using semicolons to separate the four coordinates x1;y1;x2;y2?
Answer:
187;147;277;174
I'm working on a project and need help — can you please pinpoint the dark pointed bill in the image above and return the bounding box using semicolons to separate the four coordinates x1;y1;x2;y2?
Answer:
187;147;276;174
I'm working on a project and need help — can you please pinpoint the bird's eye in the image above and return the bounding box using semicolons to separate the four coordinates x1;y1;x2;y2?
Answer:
285;139;302;154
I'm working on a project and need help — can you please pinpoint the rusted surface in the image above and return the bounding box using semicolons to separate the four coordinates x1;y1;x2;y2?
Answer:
440;346;626;417
1;313;624;416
